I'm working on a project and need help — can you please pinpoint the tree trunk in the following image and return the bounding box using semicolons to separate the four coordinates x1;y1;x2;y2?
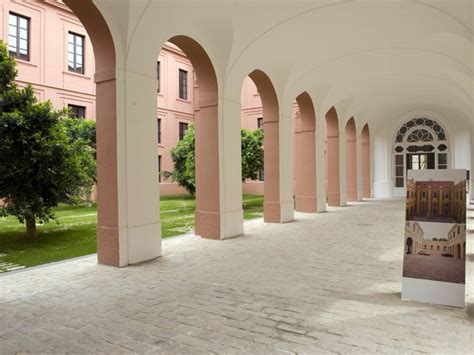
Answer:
26;216;37;238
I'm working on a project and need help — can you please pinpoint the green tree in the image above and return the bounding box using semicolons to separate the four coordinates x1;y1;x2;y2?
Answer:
241;128;264;181
164;125;264;195
0;41;96;238
63;117;96;153
165;125;196;195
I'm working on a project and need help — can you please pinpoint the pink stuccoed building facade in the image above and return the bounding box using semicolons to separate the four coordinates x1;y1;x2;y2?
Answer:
1;0;299;195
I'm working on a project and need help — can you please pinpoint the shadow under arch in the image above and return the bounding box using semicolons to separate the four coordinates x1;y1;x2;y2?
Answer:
361;123;371;198
164;36;221;239
325;107;341;207
294;92;317;213
247;70;281;223
345;117;357;202
63;0;121;266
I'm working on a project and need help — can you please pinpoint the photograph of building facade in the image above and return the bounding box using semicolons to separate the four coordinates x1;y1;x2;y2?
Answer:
406;179;466;223
403;221;466;284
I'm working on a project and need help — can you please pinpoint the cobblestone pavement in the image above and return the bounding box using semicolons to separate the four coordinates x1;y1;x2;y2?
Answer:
0;199;472;354
403;254;466;284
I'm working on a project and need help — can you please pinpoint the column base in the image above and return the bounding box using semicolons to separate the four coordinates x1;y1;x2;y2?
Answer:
127;222;162;265
373;180;392;198
280;200;294;223
327;192;342;207
264;202;280;223
346;190;358;202
295;195;317;213
97;226;120;267
195;210;221;240
221;208;244;239
97;222;162;267
264;201;294;223
317;193;327;212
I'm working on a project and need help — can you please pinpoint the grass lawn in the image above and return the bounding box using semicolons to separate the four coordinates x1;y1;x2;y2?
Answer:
0;195;263;271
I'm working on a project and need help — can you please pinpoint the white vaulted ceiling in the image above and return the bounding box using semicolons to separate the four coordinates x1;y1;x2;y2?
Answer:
94;0;474;131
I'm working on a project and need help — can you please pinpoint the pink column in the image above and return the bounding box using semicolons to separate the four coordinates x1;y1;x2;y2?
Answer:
345;118;357;202
64;0;121;266
262;119;280;222
195;100;221;238
249;70;281;223
295;92;317;213
326;107;341;207
170;36;221;239
361;124;371;198
95;72;120;265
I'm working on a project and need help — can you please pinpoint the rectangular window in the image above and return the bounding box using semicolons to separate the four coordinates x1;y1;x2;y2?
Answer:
179;122;188;141
9;13;29;61
395;154;404;187
437;246;440;251
157;119;162;144
438;153;447;169
257;117;264;129
158;155;162;182
411;154;427;170
259;167;264;181
178;69;188;100
443;203;449;215
157;61;161;93
68;32;85;74
68;104;86;119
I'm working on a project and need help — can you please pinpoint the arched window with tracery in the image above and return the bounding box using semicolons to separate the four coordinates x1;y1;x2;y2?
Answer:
393;118;448;189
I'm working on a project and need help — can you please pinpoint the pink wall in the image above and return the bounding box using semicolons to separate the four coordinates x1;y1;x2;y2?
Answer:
0;1;197;196
157;43;196;188
2;1;311;200
1;0;95;119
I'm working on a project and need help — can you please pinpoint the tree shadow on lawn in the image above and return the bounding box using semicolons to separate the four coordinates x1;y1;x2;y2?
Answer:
0;195;265;269
0;205;97;268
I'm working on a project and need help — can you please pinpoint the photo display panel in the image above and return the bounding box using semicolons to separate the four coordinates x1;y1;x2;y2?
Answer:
402;169;466;307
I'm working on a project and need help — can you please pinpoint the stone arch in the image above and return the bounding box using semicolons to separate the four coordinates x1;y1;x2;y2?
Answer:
361;124;371;199
295;92;317;213
248;70;281;222
456;244;461;259
165;36;221;239
325;107;341;206
63;0;120;266
345;118;357;202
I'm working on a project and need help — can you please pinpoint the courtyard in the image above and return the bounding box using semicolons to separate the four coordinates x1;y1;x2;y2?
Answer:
0;195;264;272
0;199;472;354
403;254;466;284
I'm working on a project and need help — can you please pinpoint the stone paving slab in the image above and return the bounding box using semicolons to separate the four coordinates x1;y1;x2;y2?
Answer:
0;199;472;354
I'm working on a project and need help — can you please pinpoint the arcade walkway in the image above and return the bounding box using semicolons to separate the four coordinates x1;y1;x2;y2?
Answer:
0;200;472;353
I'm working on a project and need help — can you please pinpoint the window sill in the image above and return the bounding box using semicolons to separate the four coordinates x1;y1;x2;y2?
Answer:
176;97;191;104
63;70;92;80
14;58;37;67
